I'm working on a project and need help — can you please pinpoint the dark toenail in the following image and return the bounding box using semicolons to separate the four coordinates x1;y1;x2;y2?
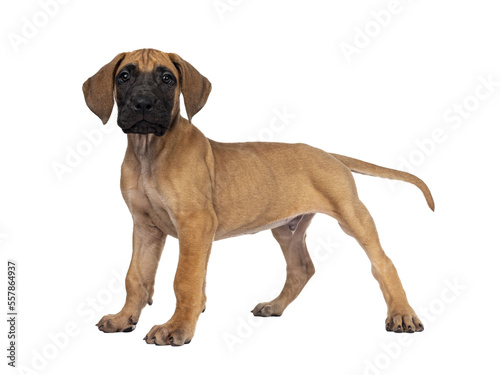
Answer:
123;326;134;332
143;335;148;340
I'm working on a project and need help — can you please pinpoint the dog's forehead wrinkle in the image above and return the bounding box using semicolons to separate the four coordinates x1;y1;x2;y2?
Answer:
122;49;173;72
142;48;149;67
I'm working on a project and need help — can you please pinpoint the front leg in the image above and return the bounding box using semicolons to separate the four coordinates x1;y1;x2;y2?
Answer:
145;210;216;346
97;224;166;333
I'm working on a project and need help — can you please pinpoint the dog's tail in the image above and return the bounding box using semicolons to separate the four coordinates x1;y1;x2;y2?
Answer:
331;153;435;211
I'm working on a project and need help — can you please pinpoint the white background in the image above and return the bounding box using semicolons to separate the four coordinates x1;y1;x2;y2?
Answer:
1;0;499;374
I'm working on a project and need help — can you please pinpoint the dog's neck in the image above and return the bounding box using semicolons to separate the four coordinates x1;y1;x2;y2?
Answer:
127;133;162;157
126;114;188;170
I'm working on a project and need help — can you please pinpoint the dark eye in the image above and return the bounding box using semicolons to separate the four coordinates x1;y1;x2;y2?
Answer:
162;72;174;84
117;71;130;83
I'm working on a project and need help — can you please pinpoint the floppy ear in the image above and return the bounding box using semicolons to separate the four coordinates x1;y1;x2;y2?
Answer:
168;53;212;122
82;53;127;124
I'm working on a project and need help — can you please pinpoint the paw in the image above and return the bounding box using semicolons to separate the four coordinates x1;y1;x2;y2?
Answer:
252;302;283;317
97;312;138;333
144;320;195;346
385;310;424;333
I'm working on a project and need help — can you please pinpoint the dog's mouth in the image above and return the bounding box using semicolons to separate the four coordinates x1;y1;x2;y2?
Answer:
121;120;168;137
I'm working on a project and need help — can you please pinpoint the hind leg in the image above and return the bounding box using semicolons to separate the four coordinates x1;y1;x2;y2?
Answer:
252;214;315;317
337;199;424;333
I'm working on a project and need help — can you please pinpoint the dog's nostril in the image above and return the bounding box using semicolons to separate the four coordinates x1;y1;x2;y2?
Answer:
133;96;154;113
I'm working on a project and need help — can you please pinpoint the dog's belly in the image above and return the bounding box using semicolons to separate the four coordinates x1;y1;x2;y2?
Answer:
235;217;294;234
214;215;305;240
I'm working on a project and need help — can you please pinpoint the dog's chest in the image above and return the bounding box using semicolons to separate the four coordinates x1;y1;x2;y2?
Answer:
125;173;179;238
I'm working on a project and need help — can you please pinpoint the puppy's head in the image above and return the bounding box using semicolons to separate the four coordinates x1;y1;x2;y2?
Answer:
83;49;211;136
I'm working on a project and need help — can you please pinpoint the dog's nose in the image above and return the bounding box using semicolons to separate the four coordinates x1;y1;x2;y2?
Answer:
132;95;155;114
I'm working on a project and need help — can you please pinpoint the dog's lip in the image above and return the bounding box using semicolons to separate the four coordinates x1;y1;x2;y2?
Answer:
121;119;159;130
121;120;168;137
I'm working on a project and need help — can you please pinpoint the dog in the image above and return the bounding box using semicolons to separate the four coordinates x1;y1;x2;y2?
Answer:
83;48;434;346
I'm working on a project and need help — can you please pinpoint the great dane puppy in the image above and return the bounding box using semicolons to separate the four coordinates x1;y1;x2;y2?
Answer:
83;48;434;346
